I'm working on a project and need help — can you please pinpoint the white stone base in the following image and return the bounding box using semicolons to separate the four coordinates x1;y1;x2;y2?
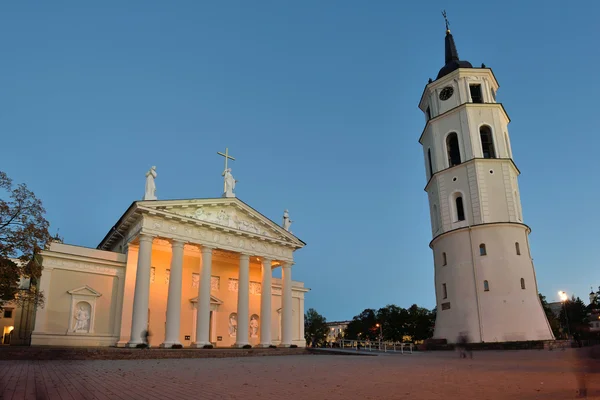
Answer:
190;342;212;348
160;342;182;348
233;343;250;348
256;343;273;348
31;332;118;347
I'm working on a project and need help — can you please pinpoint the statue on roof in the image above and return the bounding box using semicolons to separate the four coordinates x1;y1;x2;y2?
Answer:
143;166;157;200
282;209;293;232
222;168;237;198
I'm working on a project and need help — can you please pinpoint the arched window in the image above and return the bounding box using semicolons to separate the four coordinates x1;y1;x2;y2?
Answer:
446;133;461;167
428;148;434;179
520;278;526;290
479;244;487;256
483;280;490;291
455;196;465;221
442;252;447;266
480;126;496;159
515;242;521;255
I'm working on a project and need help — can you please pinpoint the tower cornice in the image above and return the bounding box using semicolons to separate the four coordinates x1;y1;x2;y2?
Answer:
418;102;510;145
429;221;532;248
423;158;521;192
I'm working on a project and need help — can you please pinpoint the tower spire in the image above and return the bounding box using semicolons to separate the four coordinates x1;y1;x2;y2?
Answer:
436;10;472;79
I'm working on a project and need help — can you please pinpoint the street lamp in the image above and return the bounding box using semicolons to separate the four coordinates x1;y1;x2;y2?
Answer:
558;291;571;340
375;323;383;350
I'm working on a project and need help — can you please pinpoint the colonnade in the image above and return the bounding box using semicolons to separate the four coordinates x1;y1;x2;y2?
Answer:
127;234;294;348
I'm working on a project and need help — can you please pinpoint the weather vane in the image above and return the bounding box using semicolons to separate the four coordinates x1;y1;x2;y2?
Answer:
442;10;450;32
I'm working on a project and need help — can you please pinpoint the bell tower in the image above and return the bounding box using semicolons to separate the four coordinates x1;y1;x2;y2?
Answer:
418;16;554;343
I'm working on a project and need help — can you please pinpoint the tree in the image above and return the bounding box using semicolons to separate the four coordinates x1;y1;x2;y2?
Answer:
405;304;435;342
539;292;561;338
376;304;408;342
0;171;50;310
560;296;589;339
304;308;328;347
344;304;435;343
344;308;378;341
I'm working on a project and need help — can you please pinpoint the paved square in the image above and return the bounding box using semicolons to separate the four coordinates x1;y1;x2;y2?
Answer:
0;349;598;399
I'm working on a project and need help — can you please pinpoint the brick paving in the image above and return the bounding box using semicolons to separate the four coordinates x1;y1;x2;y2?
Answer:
0;349;598;399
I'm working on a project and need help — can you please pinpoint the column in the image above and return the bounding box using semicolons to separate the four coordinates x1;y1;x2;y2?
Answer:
235;253;250;347
192;246;213;348
161;240;185;348
259;258;272;347
127;234;153;347
280;262;293;347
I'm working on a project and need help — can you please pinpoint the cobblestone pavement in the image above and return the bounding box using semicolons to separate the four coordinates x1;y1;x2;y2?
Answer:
0;349;598;399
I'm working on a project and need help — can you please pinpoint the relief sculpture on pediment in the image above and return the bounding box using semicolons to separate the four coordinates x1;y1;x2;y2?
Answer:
170;206;274;238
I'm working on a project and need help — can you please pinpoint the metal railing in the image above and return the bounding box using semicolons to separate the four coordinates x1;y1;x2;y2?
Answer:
336;339;413;354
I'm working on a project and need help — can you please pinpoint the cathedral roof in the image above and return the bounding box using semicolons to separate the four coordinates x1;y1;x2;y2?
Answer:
436;29;473;80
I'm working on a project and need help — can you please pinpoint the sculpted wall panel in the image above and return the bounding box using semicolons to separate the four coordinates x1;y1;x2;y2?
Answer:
142;216;293;261
43;257;124;277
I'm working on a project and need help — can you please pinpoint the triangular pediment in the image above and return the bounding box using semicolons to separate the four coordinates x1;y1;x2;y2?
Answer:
189;295;223;305
67;285;102;297
138;198;304;247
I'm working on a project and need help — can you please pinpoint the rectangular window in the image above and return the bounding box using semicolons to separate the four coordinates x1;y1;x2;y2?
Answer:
442;283;448;299
441;302;451;310
470;84;483;103
3;309;13;319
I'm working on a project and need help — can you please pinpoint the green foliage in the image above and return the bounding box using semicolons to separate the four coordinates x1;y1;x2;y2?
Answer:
0;171;51;309
539;293;561;338
343;304;435;342
559;296;589;338
304;308;329;346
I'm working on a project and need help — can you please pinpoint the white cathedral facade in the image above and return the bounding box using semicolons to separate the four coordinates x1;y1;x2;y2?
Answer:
419;27;554;343
29;165;308;348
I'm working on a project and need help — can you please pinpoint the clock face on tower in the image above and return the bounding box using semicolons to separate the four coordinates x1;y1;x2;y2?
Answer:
439;86;454;101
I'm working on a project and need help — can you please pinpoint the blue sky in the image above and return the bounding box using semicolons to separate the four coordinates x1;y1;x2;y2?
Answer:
2;1;599;321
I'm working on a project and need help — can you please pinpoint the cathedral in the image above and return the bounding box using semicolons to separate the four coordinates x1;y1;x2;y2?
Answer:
419;21;554;343
29;162;308;348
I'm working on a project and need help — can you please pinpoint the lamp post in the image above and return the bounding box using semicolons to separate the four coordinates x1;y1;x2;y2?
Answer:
375;323;383;350
558;291;571;340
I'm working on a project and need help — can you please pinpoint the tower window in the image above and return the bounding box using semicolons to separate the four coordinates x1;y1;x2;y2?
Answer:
442;283;447;299
428;148;434;179
479;244;487;256
442;252;447;266
455;196;465;221
470;84;483;103
426;106;432;121
483;280;490;291
520;278;526;290
515;242;521;255
446;133;461;167
479;126;496;159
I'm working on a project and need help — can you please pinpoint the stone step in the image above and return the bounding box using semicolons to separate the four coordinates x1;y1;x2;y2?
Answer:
0;346;310;360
